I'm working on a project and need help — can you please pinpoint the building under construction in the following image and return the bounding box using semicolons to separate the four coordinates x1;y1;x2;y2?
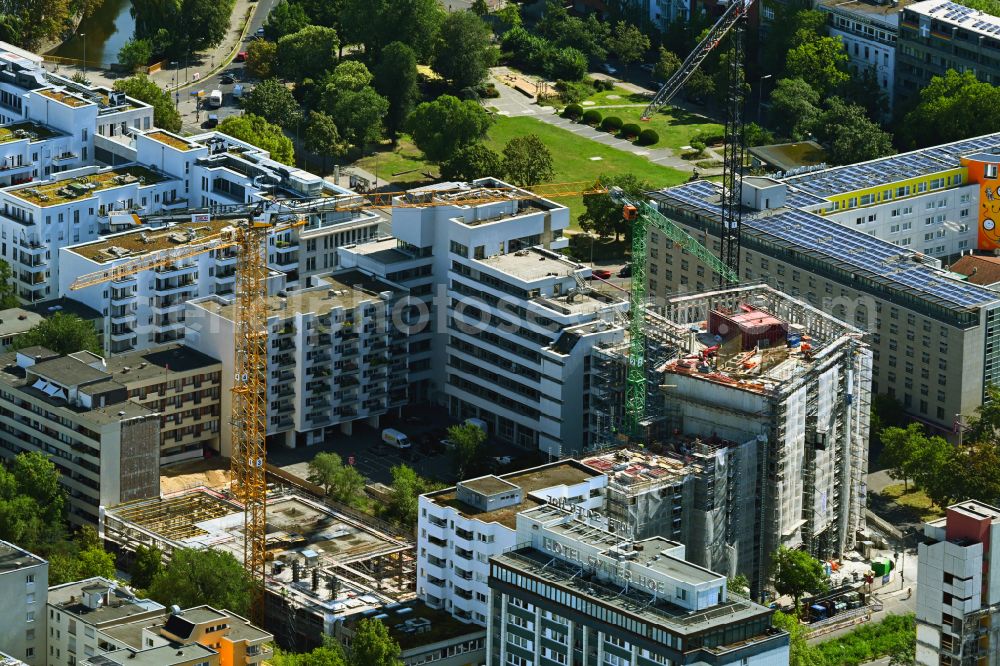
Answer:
590;284;872;597
100;486;415;651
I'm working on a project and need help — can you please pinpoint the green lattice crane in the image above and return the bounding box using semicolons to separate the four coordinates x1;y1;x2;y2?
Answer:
610;188;740;438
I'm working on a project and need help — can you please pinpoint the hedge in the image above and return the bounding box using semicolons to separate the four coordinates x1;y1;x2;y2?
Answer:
637;129;659;146
563;103;583;119
621;123;641;138
582;109;603;125
601;116;623;132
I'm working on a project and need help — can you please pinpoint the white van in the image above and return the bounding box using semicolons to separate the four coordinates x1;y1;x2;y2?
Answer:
207;89;223;108
464;418;488;433
382;428;411;450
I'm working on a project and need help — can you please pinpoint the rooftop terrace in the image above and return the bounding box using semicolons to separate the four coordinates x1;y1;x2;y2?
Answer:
0;121;60;144
39;88;89;107
67;218;235;263
145;131;197;151
9;165;167;207
345;601;484;651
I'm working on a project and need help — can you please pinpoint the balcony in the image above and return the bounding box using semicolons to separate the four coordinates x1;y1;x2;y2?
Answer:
154;263;198;278
161;198;189;211
152;299;186;314
52;151;78;162
110;326;136;341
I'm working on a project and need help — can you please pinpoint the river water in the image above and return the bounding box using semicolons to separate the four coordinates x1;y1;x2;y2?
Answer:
47;0;135;68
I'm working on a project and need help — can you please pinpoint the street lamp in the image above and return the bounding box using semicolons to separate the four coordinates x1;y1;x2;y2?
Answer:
757;73;772;123
170;62;179;110
80;33;86;81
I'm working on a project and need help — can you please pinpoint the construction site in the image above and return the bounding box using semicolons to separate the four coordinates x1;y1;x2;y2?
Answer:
589;284;872;597
100;484;416;651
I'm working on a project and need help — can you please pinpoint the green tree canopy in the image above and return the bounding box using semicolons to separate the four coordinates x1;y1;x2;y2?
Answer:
579;173;651;242
727;573;750;597
341;0;443;61
307;452;366;508
148;548;253;616
327;87;389;148
608;21;649;71
879;423;926;492
768;78;821;141
760;6;828;77
49;526;117;586
246;40;278;80
0;260;17;308
772;611;823;666
900;69;1000;148
785;36;850;98
131;544;164;590
132;0;236;57
812;97;895;165
304;111;347;172
277;25;339;82
374;42;419;142
770;546;827;609
653;46;682;83
537;2;609;63
240;78;303;129
11;312;100;355
118;38;153;72
0;451;67;553
114;74;182;133
381;465;438;528
264;0;311;41
408;95;493;162
440;143;503;182
218;114;295;165
447;423;486;479
348;618;402;666
433;11;497;90
502;135;554;187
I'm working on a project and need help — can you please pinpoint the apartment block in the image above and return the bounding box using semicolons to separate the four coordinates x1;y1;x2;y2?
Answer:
0;347;160;524
338;178;627;455
896;0;1000;108
649;152;1000;432
0;307;42;350
0;540;47;666
184;270;408;450
488;503;790;666
417;460;607;626
916;500;1000;665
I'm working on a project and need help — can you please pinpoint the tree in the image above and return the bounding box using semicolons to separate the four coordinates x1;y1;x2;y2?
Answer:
785;36;849;98
812;97;895;165
772;611;823;666
374;42;419;142
408;95;493;162
434;11;497;90
381;465;437;528
307;452;366;507
341;0;443;61
148;548;253;616
900;69;1000;149
132;0;237;57
0;259;16;308
328;87;389;148
277;25;339;82
727;574;750;597
653;46;682;83
118;38;153;72
240;78;303;129
304;111;346;173
471;0;489;15
218;114;294;165
131;544;164;590
440;143;503;181
447;423;486;478
0;451;67;554
328;60;374;91
685;68;715;103
760;6;827;77
768;78;820;141
579;173;650;241
549;47;587;82
11;312;100;355
246;40;278;80
113;75;182;133
770;546;827;609
879;423;924;492
608;21;649;72
48;525;115;585
912;433;958;508
870;393;907;445
502;135;554;187
3;0;71;51
264;0;310;41
273;640;348;666
887;640;916;666
348;618;402;666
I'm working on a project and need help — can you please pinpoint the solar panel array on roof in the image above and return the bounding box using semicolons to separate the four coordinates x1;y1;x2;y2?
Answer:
782;132;1000;197
653;181;1000;310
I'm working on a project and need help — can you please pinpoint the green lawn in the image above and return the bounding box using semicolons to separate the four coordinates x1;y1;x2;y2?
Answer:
880;483;945;523
483;115;687;227
575;106;724;152
355;137;439;189
582;85;651;106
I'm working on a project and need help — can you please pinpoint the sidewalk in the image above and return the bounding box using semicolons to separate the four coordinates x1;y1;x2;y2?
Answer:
45;0;261;93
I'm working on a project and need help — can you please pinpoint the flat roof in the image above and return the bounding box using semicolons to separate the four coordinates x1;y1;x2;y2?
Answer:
145;131;197;151
748;141;827;172
906;0;1000;38
90;642;216;666
654;179;1000;312
22;298;102;321
8;166;168;207
39;88;90;107
0;540;45;572
31;355;110;386
818;0;912;19
0;121;61;144
104;344;222;382
66;218;234;264
427;461;601;529
0;308;43;338
460;475;520;496
345;601;483;651
948;500;1000;523
349;238;420;265
48;578;164;626
478;248;580;282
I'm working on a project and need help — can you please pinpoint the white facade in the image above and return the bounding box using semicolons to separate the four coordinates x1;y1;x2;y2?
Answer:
416;461;607;626
916;501;1000;665
184;270;408;451
339;179;627;455
0;541;47;666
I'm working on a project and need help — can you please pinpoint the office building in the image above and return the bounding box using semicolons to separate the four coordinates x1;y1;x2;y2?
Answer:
649;136;1000;431
0;541;46;666
916;500;1000;665
0;347;160;524
590;284;872;594
184;269;408;450
488;502;790;665
896;0;1000;108
338;178;628;455
417;460;607;626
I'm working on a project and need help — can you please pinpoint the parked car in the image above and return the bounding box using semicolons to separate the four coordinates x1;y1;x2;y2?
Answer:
618;264;632;278
220;73;235;84
492;456;513;466
255;27;265;38
232;84;244;99
590;268;612;280
640;63;655;72
235;51;248;62
602;63;617;75
440;438;456;450
203;114;219;128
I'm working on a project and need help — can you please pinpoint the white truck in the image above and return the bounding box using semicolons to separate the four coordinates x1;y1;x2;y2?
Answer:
381;428;411;450
207;89;223;108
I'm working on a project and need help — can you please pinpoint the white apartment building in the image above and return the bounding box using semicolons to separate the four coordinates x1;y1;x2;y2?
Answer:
417;460;606;626
338;179;627;454
0;347;161;524
0;540;47;666
917;500;1000;666
184;269;408;450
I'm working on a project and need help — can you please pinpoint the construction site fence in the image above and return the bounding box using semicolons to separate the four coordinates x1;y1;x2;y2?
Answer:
264;464;414;542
